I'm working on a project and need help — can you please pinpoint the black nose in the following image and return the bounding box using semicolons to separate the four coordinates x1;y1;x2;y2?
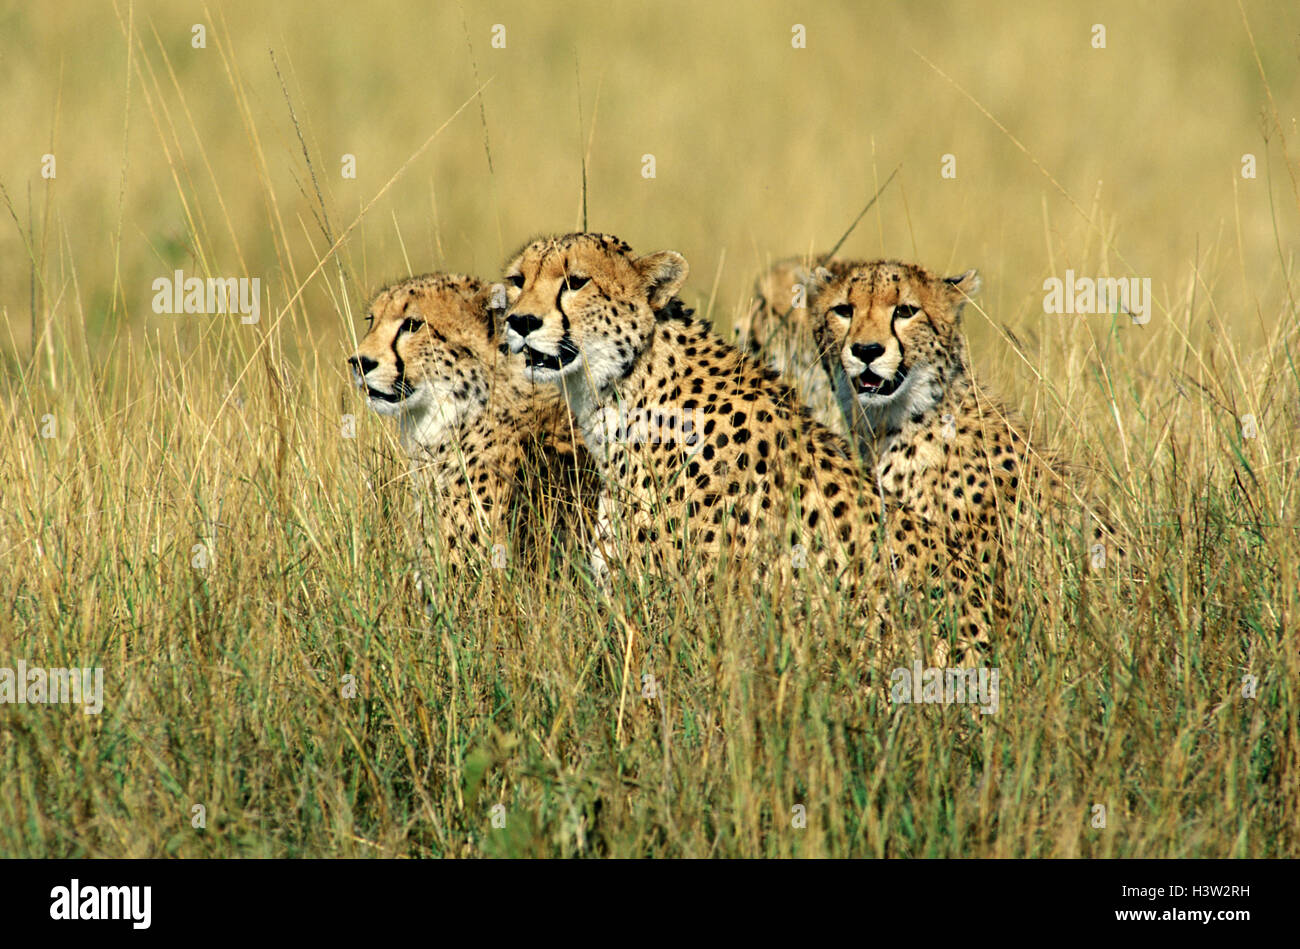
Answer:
507;313;543;337
349;354;377;375
851;342;885;365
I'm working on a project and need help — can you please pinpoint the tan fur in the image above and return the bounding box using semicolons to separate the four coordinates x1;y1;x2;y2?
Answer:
500;233;893;595
349;273;594;575
734;256;856;436
809;259;1115;660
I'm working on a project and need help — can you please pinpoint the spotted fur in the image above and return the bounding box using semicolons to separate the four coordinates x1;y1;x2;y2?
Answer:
500;233;894;592
734;255;857;436
809;259;1116;659
348;272;595;575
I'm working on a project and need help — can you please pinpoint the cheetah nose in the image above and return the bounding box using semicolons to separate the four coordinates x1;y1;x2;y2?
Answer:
348;354;378;376
506;313;543;338
851;342;885;366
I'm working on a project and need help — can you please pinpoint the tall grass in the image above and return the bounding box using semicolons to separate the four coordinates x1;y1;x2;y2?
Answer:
0;0;1296;856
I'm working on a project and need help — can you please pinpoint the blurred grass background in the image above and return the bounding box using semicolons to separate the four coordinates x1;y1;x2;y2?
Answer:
4;1;1296;346
0;0;1297;857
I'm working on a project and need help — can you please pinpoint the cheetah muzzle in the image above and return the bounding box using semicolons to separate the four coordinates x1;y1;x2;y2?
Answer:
505;314;582;377
349;358;414;406
520;338;580;372
853;362;906;398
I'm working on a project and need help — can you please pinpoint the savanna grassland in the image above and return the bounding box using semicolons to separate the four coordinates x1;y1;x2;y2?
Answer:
1;0;1297;857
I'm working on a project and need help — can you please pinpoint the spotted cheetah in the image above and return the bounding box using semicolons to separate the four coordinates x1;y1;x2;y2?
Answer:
734;255;855;435
499;232;891;590
348;272;593;575
808;259;1116;655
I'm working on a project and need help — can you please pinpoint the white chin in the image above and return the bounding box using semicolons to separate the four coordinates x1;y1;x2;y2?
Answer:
366;397;405;417
368;385;430;417
524;364;566;385
856;389;898;408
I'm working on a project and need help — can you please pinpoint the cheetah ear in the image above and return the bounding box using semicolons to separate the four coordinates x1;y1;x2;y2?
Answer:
635;251;689;309
484;281;509;314
476;282;508;340
787;265;818;285
944;269;980;300
801;265;836;302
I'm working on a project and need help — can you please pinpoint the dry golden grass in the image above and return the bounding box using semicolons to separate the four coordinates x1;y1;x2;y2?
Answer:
0;0;1296;857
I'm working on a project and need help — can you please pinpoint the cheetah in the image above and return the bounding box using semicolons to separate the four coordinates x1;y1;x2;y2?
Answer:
734;255;855;435
348;272;593;575
499;232;890;591
808;259;1117;656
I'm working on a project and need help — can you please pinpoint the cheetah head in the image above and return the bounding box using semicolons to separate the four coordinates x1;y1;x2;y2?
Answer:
810;260;979;416
501;233;688;393
347;273;502;431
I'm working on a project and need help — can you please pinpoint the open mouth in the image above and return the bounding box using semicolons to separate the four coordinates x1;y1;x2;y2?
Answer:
366;385;404;403
353;371;410;403
853;365;905;398
523;339;580;372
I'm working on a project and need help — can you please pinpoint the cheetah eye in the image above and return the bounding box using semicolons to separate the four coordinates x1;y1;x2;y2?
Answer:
564;275;590;290
507;274;525;289
893;304;920;319
830;303;854;319
399;318;425;335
